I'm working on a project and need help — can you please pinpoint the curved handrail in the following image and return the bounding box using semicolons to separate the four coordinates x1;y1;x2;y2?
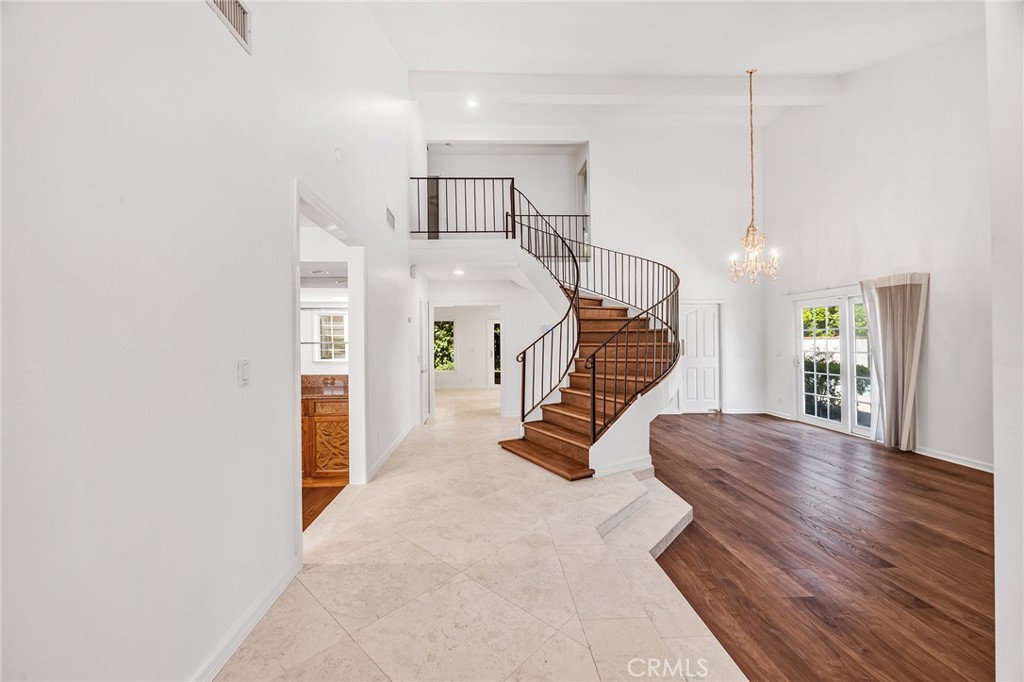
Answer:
511;189;581;421
558;234;680;442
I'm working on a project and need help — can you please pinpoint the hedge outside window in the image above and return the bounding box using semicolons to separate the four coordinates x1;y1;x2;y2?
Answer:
434;320;455;371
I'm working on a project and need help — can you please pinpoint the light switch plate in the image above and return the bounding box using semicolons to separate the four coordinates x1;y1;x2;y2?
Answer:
237;359;250;387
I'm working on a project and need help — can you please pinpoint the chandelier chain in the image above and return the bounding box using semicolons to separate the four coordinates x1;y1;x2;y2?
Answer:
748;68;756;226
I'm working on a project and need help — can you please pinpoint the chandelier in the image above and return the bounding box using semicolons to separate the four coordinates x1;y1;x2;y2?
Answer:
729;68;780;284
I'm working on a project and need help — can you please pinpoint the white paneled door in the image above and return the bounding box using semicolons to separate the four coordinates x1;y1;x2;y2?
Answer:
680;303;721;413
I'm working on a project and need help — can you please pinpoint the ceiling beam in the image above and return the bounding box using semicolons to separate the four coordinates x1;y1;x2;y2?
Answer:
409;71;841;108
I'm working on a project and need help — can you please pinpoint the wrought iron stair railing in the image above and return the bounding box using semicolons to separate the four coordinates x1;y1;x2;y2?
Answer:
410;175;679;445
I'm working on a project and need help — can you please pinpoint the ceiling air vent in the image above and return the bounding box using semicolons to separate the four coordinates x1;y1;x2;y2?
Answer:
386;208;396;232
208;0;251;53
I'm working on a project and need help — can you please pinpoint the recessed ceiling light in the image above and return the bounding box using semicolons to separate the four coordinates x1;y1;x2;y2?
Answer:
466;99;478;108
311;269;328;275
453;269;465;275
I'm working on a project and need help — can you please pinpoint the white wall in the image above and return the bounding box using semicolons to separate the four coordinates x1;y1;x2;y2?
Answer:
761;31;993;469
428;152;582;214
587;128;767;414
985;4;1024;679
433;304;500;389
429;279;556;417
2;3;424;680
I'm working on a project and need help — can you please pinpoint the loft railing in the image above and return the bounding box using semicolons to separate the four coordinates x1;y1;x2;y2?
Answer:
410;175;678;444
409;177;589;248
411;177;516;237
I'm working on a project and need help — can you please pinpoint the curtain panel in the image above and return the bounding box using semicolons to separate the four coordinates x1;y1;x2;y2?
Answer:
860;273;930;451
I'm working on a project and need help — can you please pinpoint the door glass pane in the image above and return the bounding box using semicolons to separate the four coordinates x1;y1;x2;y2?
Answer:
853;302;873;431
801;305;842;423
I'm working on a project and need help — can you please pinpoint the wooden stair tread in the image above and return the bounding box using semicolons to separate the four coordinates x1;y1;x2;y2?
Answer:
561;386;628;404
569;370;648;382
498;439;594;481
543;402;607;424
523;419;592;447
579;306;629;317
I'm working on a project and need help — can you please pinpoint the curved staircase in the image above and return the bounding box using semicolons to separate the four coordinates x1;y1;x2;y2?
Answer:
409;176;680;481
497;191;681;481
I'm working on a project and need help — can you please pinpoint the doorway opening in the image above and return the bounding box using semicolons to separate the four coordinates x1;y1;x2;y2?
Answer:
293;184;366;533
429;304;501;419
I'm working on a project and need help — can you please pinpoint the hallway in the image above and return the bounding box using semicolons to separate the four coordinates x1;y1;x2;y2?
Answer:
216;390;743;681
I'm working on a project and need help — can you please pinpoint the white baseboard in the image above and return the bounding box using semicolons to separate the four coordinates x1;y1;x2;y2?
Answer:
594;455;653;478
189;555;301;681
721;409;765;415
765;410;795;420
914;446;994;473
367;421;415;482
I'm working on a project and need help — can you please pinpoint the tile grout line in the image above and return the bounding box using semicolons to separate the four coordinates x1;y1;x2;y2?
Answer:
545;517;604;679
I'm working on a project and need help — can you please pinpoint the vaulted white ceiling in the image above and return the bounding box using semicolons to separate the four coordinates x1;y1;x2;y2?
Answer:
368;2;986;136
367;1;984;76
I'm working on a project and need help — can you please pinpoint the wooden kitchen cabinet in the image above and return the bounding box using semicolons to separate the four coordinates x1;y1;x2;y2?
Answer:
301;397;349;485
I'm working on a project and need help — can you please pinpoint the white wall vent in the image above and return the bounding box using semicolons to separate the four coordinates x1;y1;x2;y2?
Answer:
207;0;251;54
386;208;396;232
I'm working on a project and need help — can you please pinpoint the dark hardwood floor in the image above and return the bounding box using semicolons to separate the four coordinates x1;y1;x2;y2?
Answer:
652;414;994;682
302;486;344;530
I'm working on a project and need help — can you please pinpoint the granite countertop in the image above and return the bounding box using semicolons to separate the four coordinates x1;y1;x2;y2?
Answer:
301;386;349;399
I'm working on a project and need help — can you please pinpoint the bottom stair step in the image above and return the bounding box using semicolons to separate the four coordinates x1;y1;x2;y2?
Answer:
498;438;595;481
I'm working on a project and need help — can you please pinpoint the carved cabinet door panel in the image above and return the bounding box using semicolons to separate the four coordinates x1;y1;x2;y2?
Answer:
312;415;349;483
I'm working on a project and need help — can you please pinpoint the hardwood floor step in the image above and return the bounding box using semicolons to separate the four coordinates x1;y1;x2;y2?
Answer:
560;386;629;410
579;306;630;319
523;420;591;463
580;328;669;345
498;438;594;481
569;371;651;394
541;402;606;436
562;287;604;307
579;341;676;361
579;317;650;333
575;357;665;373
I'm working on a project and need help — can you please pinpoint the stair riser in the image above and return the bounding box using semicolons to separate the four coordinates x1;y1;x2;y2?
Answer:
580;330;668;345
578;298;603;308
579;319;650;333
560;389;628;411
524;425;590;463
579;308;630;319
575;358;664;374
570;374;648;395
579;344;676;361
540;407;594;437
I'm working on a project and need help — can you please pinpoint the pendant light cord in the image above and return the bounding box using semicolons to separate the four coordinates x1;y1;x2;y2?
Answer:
748;68;757;226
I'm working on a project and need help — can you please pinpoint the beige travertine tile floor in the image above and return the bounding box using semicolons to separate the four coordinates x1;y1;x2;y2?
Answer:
216;389;747;682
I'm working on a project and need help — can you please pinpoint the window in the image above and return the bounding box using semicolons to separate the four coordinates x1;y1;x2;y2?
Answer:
316;311;347;361
797;296;875;437
433;320;454;371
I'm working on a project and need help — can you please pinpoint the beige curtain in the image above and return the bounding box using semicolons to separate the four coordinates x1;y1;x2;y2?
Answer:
859;273;930;450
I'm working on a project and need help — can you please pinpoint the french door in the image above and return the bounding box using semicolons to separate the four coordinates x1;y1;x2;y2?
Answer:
797;297;875;438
